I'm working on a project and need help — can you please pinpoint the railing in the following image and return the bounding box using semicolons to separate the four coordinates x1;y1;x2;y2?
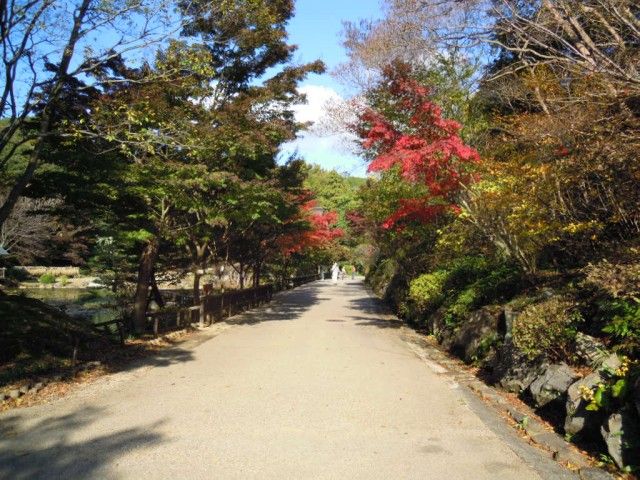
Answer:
93;318;126;346
201;284;273;324
141;274;320;337
145;284;274;336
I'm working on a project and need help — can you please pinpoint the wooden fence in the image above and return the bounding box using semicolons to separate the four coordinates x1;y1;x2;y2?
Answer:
96;274;321;339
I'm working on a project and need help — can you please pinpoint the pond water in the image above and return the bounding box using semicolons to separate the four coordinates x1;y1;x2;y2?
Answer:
9;288;120;324
9;287;196;324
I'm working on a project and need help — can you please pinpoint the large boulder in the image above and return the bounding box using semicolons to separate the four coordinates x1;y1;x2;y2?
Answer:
427;306;448;339
529;363;579;408
574;332;608;367
601;411;640;470
565;354;622;437
449;306;502;363
491;342;548;394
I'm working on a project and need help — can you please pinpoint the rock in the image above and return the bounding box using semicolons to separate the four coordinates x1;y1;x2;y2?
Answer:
565;371;604;437
427;306;448;339
29;382;44;395
529;363;579;408
0;392;8;402
18;385;30;395
599;353;622;371
601;411;640;470
491;343;548;394
449;306;502;363
503;306;520;342
8;389;21;399
565;354;624;437
574;333;608;366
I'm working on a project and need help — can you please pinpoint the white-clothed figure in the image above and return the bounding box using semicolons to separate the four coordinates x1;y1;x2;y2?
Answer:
331;262;340;284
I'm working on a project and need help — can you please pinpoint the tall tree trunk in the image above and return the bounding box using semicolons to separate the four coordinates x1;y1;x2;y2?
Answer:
190;242;207;305
239;261;245;289
150;273;165;308
193;269;201;305
253;262;261;288
133;236;160;334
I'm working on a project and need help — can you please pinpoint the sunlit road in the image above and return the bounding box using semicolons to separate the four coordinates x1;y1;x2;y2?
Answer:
0;280;574;479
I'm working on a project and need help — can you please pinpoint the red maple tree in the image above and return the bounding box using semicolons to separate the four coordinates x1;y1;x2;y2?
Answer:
278;200;343;255
359;63;480;229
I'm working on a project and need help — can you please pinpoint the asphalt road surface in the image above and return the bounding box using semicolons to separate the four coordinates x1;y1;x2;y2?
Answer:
0;280;576;479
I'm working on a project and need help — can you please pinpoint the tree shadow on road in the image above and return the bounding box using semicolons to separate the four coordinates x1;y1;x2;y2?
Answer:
96;341;197;379
347;293;402;329
348;296;393;316
354;318;403;329
0;406;166;480
222;282;323;326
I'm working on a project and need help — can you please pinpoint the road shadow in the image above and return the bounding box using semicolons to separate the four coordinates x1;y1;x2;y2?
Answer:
347;290;402;329
0;406;165;480
222;281;323;326
354;318;403;329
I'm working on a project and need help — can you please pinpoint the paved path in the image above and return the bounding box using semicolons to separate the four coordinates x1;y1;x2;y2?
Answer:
0;280;574;479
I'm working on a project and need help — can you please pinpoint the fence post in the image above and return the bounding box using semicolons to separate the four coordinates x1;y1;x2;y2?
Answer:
117;321;125;346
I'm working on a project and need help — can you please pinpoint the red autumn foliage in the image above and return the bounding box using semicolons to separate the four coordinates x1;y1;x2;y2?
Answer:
360;63;480;228
278;200;343;255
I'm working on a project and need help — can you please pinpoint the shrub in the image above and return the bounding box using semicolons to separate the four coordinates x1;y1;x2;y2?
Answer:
367;258;399;298
512;297;582;361
38;273;56;285
599;298;640;356
58;275;70;286
584;260;640;300
444;287;480;326
408;270;449;313
443;256;490;291
443;264;523;326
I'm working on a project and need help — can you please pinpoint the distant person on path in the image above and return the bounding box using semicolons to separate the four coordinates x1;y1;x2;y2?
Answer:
340;266;346;281
331;262;340;284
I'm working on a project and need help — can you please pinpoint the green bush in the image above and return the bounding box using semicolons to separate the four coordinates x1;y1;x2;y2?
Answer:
408;270;449;313
58;275;70;286
38;273;56;285
512;297;582;361
445;287;479;325
442;256;490;291
599;298;640;356
367;258;399;297
443;264;523;326
406;258;522;326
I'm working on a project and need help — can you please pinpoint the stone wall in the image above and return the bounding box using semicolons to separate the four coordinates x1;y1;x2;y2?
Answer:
422;303;639;471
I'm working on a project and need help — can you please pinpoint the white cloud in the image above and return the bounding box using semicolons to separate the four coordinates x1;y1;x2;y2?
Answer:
279;84;367;177
291;85;341;124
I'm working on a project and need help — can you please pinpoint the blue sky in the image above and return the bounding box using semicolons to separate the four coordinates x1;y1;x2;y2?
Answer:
278;0;382;177
288;1;379;94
